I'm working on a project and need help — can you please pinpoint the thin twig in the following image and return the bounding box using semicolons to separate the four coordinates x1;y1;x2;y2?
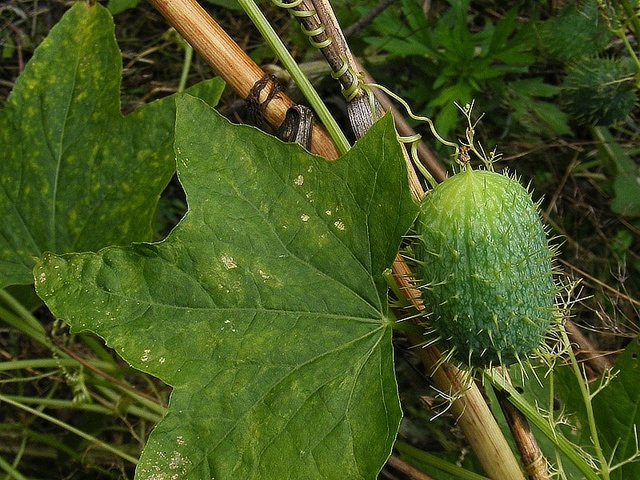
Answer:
343;0;397;38
495;369;550;480
386;454;436;480
559;258;640;308
565;319;614;376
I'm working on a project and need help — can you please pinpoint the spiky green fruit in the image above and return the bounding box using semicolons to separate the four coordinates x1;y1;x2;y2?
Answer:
416;167;555;367
537;0;611;62
562;57;636;126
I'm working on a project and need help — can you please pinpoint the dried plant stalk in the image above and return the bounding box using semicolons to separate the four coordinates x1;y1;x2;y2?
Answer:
150;0;339;159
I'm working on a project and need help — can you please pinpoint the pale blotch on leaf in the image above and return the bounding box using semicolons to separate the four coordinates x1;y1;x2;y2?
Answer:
294;174;304;186
220;255;237;270
300;214;310;222
141;349;151;363
334;220;346;231
146;447;192;479
168;450;190;472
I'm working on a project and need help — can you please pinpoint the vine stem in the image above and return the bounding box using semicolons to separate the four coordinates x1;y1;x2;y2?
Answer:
236;0;350;155
494;369;549;480
177;42;193;92
394;441;491;480
385;455;436;480
618;0;640;62
149;0;339;159
0;289;66;357
407;332;526;480
355;61;448;183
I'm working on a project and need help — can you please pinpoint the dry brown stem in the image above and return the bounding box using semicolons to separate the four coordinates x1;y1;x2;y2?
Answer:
149;0;339;159
495;369;550;480
386;454;435;480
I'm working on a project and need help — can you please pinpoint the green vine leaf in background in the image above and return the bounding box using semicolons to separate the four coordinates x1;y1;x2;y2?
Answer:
504;337;640;479
593;127;640;217
591;338;640;479
0;2;224;289
34;96;417;478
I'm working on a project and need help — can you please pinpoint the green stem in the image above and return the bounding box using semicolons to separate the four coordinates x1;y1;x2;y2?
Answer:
485;370;601;480
97;384;167;419
0;394;139;465
0;358;115;372
618;0;640;60
0;289;47;343
395;440;490;480
618;30;640;75
79;333;119;365
236;0;351;155
561;327;610;480
178;43;193;92
1;395;123;414
0;454;28;480
0;353;165;418
0;290;69;359
2;394;162;423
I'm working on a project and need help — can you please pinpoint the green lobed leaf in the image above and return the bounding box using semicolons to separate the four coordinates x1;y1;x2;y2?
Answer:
107;0;140;15
611;173;640;217
0;2;225;288
592;337;640;479
504;337;640;479
34;96;417;478
593;127;640;216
